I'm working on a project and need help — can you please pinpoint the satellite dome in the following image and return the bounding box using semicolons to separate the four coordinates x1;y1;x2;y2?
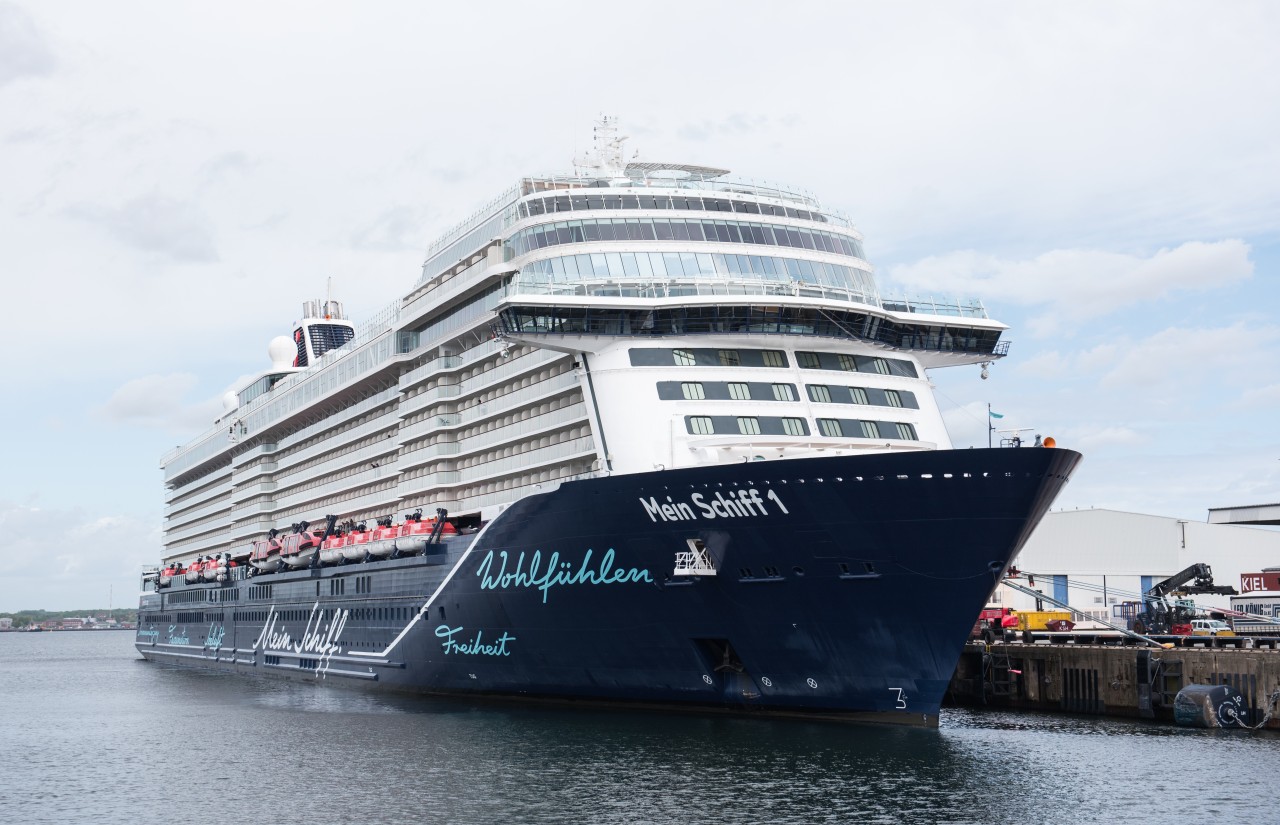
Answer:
222;391;238;412
268;335;295;369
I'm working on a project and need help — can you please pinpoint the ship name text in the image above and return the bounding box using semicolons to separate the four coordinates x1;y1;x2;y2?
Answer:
640;488;790;523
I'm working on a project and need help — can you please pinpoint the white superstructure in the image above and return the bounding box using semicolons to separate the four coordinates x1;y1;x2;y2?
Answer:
159;118;1008;563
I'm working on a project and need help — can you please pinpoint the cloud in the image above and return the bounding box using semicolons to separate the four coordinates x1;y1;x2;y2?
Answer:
885;240;1254;336
350;205;430;251
0;501;159;612
0;2;54;87
67;193;219;262
96;373;227;433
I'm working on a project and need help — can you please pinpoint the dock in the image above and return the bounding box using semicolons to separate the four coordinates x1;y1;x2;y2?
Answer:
947;637;1280;728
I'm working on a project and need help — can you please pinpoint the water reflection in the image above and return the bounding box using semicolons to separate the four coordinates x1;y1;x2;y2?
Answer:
3;633;1278;825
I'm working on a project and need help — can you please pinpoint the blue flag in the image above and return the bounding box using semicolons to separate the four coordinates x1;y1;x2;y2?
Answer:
989;411;1004;419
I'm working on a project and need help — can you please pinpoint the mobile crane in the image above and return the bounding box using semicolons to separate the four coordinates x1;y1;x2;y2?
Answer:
1122;563;1237;635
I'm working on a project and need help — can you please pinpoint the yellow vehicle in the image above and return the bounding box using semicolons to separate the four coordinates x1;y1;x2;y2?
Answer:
1014;610;1075;632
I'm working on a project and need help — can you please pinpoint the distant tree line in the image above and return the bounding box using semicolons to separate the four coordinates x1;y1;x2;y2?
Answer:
1;609;138;628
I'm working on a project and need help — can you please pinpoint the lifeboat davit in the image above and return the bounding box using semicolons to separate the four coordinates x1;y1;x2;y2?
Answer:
201;553;227;583
342;524;371;562
319;531;346;566
280;523;322;569
249;535;284;573
184;558;203;585
158;566;173;588
365;519;399;560
394;511;458;556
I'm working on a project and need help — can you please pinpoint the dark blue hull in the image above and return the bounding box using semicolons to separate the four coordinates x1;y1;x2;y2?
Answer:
137;447;1079;725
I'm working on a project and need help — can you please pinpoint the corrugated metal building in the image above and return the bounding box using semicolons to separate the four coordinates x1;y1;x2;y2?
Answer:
995;509;1280;623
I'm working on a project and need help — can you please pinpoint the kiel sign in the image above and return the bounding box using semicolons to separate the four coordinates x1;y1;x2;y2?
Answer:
1240;572;1280;593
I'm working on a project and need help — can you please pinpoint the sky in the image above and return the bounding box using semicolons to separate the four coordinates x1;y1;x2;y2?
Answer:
2;1;1278;611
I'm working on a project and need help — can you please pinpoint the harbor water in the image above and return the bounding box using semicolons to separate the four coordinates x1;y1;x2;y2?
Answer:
2;632;1277;825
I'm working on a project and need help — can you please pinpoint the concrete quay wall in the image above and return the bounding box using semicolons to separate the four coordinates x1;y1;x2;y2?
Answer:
947;640;1280;728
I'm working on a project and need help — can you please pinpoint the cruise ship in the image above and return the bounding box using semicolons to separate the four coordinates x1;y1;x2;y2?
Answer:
136;118;1080;725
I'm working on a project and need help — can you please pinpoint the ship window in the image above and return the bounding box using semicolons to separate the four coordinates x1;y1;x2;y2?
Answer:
728;382;751;400
681;382;706;400
860;421;880;438
782;417;806;436
808;385;832;403
818;418;843;437
797;352;821;369
849;387;869;405
896;423;918;440
737;417;761;435
717;350;740;367
871;358;891;375
771;383;796;402
673;349;696;366
838;354;857;372
885;390;903;408
688;416;714;435
761;350;787;368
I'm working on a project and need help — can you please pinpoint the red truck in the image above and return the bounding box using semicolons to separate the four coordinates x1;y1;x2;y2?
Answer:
972;606;1020;642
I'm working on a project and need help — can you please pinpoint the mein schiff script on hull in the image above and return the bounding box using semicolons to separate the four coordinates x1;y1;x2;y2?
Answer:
137;118;1080;726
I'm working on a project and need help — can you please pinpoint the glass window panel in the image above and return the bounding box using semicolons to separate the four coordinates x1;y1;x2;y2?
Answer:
670;221;691;241
571;195;589;211
556;225;572;244
635;251;654;278
772;226;791;247
819;418;843;437
786;228;804;247
737;417;761;435
638;220;656;241
638;196;658;209
586;195;605;210
591;254;610;277
761;350;787;367
785;258;803;278
896;423;917;440
576;254;592;275
771;383;796;401
849;387;868;405
736;201;761;214
688;416;714;434
569;222;586;243
621;253;640;277
782;417;805;436
673;349;696;366
728;382;751;400
681;382;705;400
582;222;600;242
712;253;729;274
718;350;741;366
885;390;903;408
797;352;821;369
695;253;716;275
551;257;566;278
808;385;832;403
653;219;674;241
605;253;624;277
603;195;622;209
723;222;742;243
620;195;639;209
596;221;615;241
680;253;700;277
873;358;891;375
663;253;685;275
860;421;880;438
